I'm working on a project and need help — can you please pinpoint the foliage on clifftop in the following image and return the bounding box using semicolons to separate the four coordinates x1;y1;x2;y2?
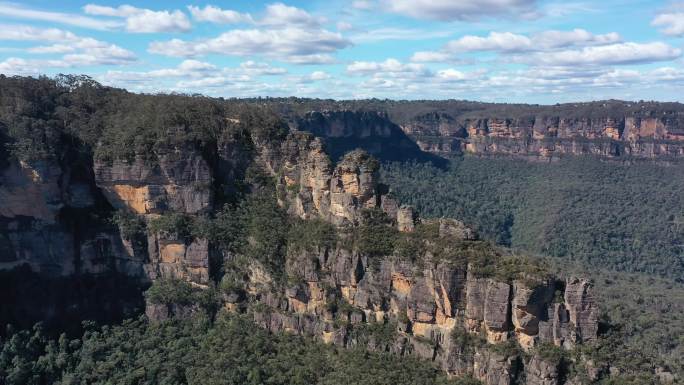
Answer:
0;75;288;166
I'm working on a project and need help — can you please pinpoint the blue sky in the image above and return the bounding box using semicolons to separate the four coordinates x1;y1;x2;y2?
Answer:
1;0;683;103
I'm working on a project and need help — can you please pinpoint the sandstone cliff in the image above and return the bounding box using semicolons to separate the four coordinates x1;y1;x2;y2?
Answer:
401;113;684;159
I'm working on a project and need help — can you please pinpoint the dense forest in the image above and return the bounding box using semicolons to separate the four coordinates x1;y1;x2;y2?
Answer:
0;312;473;385
239;97;684;128
381;156;684;279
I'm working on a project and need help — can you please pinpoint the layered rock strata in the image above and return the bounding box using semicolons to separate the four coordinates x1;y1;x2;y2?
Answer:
401;115;684;159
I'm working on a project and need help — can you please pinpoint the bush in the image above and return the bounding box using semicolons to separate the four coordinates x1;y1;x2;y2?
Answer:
353;208;399;258
287;218;338;253
144;278;195;306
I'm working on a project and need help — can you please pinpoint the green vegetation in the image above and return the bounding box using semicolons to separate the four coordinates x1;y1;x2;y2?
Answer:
148;213;201;242
0;314;465;385
381;156;684;279
144;278;197;306
347;320;398;348
352;208;399;258
558;264;684;380
287;218;338;253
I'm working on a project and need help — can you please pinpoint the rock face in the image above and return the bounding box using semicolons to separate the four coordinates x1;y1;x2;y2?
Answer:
94;145;213;215
93;142;215;286
525;356;560;385
245;241;598;384
400;114;684;159
563;277;599;344
275;132;407;227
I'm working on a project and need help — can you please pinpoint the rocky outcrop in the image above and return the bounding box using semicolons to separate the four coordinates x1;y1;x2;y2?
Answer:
512;280;555;350
473;349;517;385
94;143;213;215
563;277;599;344
525;356;560;385
239;237;598;384
276;132;408;227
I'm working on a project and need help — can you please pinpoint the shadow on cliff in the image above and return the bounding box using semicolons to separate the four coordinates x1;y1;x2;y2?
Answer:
0;265;147;337
294;110;449;168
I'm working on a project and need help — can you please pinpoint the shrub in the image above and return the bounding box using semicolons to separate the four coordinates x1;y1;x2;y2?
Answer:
144;278;195;306
353;208;398;258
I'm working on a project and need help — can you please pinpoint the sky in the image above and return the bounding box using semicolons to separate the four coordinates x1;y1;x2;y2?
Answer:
1;1;684;103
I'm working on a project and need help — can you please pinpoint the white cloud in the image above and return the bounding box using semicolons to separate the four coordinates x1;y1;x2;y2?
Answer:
533;29;620;49
84;4;191;33
337;22;353;31
443;29;620;53
523;42;681;66
187;5;252;24
446;32;532;52
384;0;537;21
352;0;375;10
309;71;331;80
240;60;288;75
260;3;323;28
351;28;452;43
347;58;429;76
0;25;78;42
0;25;136;67
652;12;684;37
149;28;350;64
286;54;338;65
410;51;452;63
0;2;121;30
436;68;466;81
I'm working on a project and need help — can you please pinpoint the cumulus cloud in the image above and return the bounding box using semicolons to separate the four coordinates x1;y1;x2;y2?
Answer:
0;25;136;67
239;60;288;75
188;5;253;24
352;0;375;10
309;71;331;80
351;28;452;43
0;25;78;42
523;42;681;66
149;28;349;64
436;68;467;81
445;32;533;52
384;0;537;21
98;60;291;96
260;3;323;28
426;29;620;56
0;2;121;30
410;51;452;63
295;70;332;83
410;29;639;65
83;4;191;33
347;58;429;76
337;22;353;31
652;11;684;37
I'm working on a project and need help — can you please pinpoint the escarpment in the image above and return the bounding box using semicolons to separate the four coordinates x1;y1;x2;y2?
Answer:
263;99;684;160
400;113;684;159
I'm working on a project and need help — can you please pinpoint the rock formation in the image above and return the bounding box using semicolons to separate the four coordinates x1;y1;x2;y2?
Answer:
401;114;684;159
